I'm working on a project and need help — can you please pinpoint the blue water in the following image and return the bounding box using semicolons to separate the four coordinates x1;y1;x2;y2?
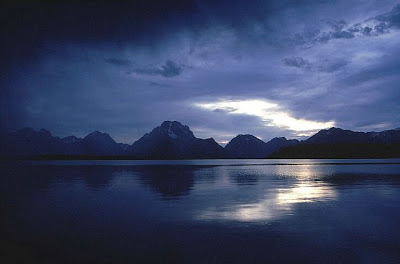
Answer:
1;159;400;263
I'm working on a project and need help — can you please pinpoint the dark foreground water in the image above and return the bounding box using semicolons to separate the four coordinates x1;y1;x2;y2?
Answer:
1;159;400;263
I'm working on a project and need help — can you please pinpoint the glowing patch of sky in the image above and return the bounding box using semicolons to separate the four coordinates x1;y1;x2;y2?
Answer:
194;99;335;136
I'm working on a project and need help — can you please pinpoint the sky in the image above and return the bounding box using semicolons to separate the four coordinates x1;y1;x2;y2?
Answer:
1;0;400;144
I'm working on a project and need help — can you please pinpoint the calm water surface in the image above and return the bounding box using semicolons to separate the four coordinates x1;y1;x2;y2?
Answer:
1;159;400;263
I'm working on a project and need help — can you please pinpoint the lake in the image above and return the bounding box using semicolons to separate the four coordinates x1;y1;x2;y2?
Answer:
1;159;400;263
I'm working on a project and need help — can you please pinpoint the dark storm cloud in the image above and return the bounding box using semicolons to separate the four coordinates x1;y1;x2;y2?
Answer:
318;60;349;73
0;1;198;82
2;0;400;141
282;57;312;69
374;4;400;28
362;4;400;34
291;4;400;47
325;19;347;31
283;56;348;73
283;39;400;132
0;0;351;71
131;60;183;78
294;26;355;44
330;30;354;39
105;58;183;77
340;56;400;87
292;28;355;46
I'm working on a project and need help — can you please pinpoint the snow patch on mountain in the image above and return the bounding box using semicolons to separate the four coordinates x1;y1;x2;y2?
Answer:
168;122;178;139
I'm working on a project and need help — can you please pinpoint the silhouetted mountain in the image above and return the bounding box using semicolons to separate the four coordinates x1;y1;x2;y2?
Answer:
126;121;224;159
224;135;299;158
81;131;123;155
118;143;130;152
269;127;400;158
60;136;83;155
1;125;399;159
305;127;400;144
264;137;300;156
1;128;66;155
366;128;400;143
61;136;82;144
0;128;124;157
225;135;267;158
269;143;400;159
305;127;369;144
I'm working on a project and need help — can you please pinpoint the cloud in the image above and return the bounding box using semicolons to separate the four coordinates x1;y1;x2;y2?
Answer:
282;57;312;69
374;22;389;34
106;59;183;78
314;29;355;42
355;4;400;35
363;26;373;35
330;30;354;39
283;56;348;73
292;28;355;46
374;4;400;28
325;19;347;31
318;60;348;73
131;60;183;78
292;4;400;46
104;58;132;67
194;99;335;136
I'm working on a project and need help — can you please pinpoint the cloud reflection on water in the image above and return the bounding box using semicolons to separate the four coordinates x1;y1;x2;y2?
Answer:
276;182;336;205
198;165;337;222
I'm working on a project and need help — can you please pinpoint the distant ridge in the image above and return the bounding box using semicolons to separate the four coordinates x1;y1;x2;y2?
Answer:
1;123;400;159
305;127;400;144
224;134;299;158
270;127;400;158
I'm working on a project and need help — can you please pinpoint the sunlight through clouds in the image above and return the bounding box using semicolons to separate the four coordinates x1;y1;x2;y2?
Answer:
197;181;337;222
194;99;335;136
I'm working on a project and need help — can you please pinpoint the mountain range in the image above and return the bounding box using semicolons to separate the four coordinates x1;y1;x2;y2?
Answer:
270;127;400;158
1;121;399;159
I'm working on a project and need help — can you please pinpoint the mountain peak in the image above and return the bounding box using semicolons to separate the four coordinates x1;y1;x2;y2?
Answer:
269;137;288;142
161;120;182;127
88;130;106;136
39;128;50;133
39;129;52;137
84;131;115;143
314;127;345;136
157;121;193;139
237;134;255;137
234;134;263;141
307;127;367;144
225;134;267;158
127;121;223;158
85;131;110;138
81;131;121;155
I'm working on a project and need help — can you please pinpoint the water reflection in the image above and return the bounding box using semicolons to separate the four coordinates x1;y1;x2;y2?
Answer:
230;172;259;186
276;182;336;204
1;161;400;263
135;166;195;199
199;180;337;222
198;164;339;222
80;166;117;190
